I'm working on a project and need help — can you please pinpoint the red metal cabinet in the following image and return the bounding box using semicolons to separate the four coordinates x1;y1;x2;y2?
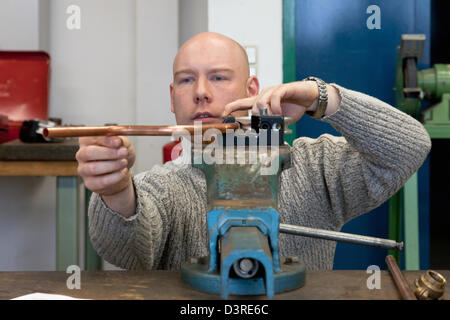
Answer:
0;51;50;143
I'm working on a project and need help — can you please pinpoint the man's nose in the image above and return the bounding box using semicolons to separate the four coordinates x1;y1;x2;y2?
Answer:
194;76;212;104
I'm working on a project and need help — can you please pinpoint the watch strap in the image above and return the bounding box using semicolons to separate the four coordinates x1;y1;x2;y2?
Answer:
304;77;328;119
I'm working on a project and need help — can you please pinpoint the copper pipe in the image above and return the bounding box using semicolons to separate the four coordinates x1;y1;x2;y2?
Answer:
43;123;240;138
385;255;417;300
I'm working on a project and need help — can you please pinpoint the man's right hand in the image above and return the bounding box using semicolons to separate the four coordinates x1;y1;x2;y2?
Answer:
76;136;137;217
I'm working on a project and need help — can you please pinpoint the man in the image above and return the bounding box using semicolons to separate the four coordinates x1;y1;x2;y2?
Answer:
76;32;431;270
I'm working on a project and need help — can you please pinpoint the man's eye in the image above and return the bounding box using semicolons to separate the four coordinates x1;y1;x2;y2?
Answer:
213;76;224;81
180;78;192;83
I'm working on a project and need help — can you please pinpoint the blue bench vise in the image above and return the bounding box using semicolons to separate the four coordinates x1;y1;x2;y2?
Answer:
181;115;306;299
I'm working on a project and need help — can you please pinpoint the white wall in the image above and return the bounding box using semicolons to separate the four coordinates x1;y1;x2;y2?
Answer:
0;0;39;50
48;0;137;127
179;0;208;46
178;0;283;89
208;0;283;89
0;0;56;271
0;0;178;271
134;0;178;174
0;178;56;270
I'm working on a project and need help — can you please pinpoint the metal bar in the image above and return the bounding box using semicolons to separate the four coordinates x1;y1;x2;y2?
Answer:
404;172;420;270
388;190;403;263
424;123;450;138
279;223;403;250
282;0;297;146
56;176;79;271
84;188;102;270
44;123;240;138
385;255;417;300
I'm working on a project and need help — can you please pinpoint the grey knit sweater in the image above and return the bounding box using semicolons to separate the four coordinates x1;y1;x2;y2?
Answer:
88;84;431;271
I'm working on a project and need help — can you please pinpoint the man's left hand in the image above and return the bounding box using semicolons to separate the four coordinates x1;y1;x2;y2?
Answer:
222;81;340;123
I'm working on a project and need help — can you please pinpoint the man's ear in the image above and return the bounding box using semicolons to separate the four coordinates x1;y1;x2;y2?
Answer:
246;76;260;97
170;83;175;113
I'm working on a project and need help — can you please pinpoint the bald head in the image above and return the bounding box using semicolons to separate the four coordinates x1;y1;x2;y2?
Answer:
173;32;250;79
170;32;259;125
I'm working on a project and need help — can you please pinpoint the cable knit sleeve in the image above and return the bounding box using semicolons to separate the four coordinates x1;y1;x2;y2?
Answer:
88;167;174;270
282;84;431;228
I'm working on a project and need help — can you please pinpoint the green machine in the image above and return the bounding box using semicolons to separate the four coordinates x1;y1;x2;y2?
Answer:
390;34;450;269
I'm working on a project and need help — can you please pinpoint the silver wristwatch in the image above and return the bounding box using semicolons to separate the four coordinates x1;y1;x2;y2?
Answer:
303;76;328;119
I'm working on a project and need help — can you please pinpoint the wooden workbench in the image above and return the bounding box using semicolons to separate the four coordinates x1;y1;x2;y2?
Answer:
0;138;79;175
1;270;449;300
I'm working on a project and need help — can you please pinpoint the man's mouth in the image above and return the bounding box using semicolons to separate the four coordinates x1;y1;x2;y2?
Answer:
192;112;221;123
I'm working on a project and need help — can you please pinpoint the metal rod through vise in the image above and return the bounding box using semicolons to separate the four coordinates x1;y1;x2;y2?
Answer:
279;224;403;250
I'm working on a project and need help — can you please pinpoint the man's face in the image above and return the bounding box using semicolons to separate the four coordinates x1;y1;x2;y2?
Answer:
170;35;258;125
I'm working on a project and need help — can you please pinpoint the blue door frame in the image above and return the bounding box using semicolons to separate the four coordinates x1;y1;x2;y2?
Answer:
282;0;431;270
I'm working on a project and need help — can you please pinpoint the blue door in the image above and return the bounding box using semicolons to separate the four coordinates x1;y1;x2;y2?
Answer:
287;0;431;269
